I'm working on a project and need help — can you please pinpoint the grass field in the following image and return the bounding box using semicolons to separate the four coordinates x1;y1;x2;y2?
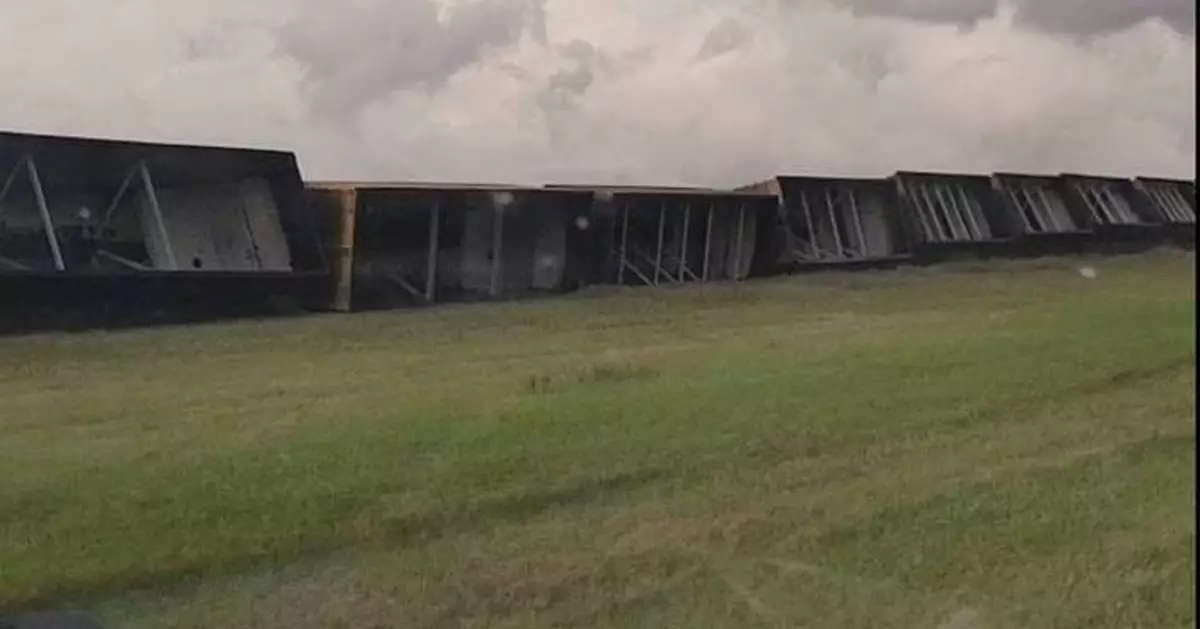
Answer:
0;250;1195;628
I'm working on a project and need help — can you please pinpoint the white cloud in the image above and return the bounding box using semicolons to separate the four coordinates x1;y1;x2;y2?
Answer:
0;0;1194;186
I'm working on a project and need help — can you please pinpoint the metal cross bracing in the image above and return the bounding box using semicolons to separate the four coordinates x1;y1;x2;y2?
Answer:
903;179;993;243
785;186;874;263
94;160;178;271
1071;180;1142;226
997;179;1080;235
370;200;445;304
0;155;65;271
612;200;747;286
1136;181;1196;225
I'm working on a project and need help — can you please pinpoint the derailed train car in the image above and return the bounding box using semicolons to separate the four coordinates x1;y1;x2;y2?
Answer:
308;183;599;311
0;131;327;331
544;186;780;285
740;176;914;271
1;128;1193;333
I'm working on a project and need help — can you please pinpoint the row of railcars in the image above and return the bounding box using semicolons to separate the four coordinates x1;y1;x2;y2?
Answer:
1;130;1193;328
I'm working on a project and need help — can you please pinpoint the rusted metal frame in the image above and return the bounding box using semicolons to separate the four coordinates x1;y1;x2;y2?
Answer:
846;187;869;258
425;200;440;303
489;201;505;297
797;189;820;258
733;201;746;281
0;155;65;271
702;203;714;281
824;188;846;258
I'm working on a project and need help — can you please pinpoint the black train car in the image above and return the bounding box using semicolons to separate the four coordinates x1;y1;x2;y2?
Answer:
0;130;326;332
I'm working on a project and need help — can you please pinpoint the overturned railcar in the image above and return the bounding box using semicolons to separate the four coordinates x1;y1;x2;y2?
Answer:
892;171;1021;257
310;183;597;311
1058;174;1167;243
545;186;778;286
741;176;913;270
1132;177;1196;246
989;173;1096;253
0;131;326;332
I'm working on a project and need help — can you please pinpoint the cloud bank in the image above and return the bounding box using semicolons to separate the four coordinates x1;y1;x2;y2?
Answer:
0;0;1194;186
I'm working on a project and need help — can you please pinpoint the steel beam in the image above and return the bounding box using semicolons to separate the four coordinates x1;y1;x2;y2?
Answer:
950;186;979;240
617;202;630;285
934;185;968;241
798;190;819;259
1006;186;1035;234
0;155;65;271
678;203;691;282
332;188;358;312
702;204;714;282
99;164;139;229
139;163;178;270
915;184;947;242
653;202;666;286
825;189;845;258
847;188;868;258
490;202;505;298
733;202;746;280
425;200;440;303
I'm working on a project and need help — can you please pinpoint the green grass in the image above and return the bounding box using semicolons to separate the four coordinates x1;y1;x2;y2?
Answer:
0;250;1194;628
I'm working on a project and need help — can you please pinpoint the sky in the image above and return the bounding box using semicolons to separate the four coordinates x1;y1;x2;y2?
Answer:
0;0;1194;186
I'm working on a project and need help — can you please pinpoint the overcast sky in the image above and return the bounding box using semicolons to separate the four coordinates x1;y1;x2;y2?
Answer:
0;0;1194;186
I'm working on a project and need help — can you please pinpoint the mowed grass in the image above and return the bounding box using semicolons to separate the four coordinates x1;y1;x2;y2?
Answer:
0;251;1194;628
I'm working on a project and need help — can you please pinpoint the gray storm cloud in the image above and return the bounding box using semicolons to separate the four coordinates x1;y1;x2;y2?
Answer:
280;0;548;117
842;0;1195;34
0;0;1194;186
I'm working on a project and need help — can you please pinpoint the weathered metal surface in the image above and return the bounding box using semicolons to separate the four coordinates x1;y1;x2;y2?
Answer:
0;130;324;277
1133;177;1196;225
0;130;326;332
583;189;776;285
992;174;1090;236
756;176;911;266
1058;174;1162;229
307;183;595;310
894;172;1019;247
